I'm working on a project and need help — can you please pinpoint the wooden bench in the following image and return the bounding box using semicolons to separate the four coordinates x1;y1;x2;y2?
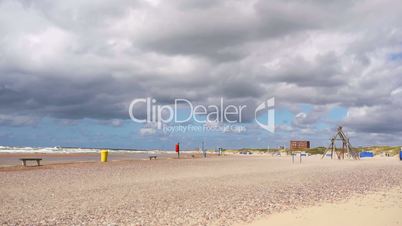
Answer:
149;156;157;160
20;158;42;166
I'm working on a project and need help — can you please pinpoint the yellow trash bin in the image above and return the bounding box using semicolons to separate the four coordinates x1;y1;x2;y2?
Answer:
100;150;108;162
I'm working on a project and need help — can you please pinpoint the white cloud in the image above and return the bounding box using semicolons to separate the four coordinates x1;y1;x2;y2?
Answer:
0;0;401;143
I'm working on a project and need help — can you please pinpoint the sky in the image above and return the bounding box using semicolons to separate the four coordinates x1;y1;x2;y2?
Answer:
0;0;402;150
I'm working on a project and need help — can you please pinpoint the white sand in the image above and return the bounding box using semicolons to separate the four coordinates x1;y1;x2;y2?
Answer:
239;187;402;226
0;155;401;225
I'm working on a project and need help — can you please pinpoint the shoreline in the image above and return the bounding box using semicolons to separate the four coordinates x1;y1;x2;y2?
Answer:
0;152;223;170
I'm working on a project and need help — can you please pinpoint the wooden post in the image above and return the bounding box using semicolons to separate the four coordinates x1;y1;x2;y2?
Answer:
176;142;180;159
202;141;206;158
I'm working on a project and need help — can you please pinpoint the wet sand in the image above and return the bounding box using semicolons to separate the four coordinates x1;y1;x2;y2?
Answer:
0;152;199;167
0;155;401;225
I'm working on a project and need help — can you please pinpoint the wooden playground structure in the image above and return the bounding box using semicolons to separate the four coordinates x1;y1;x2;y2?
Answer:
322;126;360;160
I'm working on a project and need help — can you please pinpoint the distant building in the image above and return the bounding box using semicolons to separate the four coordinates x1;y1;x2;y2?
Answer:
290;140;310;150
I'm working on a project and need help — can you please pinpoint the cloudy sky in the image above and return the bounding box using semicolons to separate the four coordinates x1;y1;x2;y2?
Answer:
0;0;402;150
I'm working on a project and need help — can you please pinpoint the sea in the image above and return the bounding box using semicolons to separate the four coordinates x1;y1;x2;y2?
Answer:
0;146;163;154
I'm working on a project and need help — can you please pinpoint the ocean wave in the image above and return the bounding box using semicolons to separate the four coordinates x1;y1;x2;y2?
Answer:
0;146;183;154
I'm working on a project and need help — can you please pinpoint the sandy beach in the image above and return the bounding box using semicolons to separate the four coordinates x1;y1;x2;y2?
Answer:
2;0;402;225
238;187;402;226
0;155;401;225
0;152;199;167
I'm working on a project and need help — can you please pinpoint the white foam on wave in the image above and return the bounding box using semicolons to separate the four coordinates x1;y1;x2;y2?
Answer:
0;146;174;154
0;146;98;153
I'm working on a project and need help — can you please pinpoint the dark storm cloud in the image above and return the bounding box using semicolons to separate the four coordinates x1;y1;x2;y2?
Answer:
344;88;402;134
0;71;148;120
258;52;346;87
0;0;402;140
134;0;343;60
